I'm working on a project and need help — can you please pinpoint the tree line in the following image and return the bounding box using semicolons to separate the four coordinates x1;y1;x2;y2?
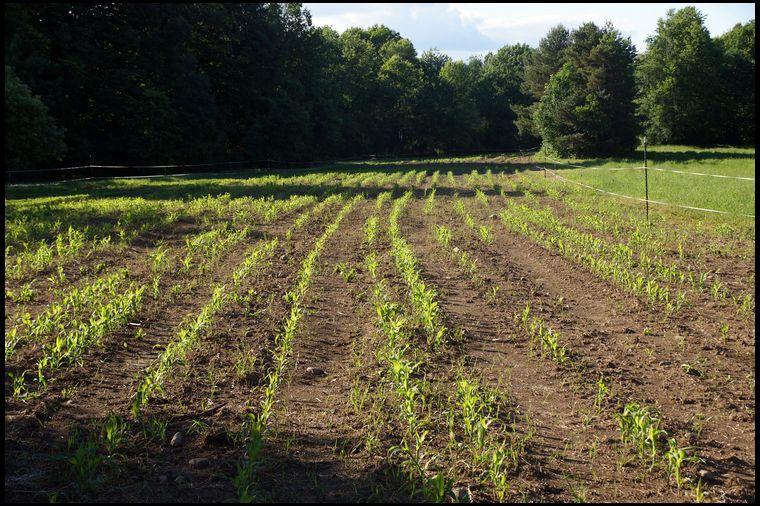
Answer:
4;4;755;171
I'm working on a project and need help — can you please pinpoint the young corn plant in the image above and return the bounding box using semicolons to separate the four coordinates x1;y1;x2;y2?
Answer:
233;195;362;496
517;303;569;365
424;188;437;214
474;188;490;207
36;283;146;391
478;225;494;245
132;285;226;417
334;262;356;282
389;193;447;351
594;375;610;414
364;216;379;246
433;225;451;247
665;437;701;489
100;413;127;456
364;251;379;279
616;402;667;469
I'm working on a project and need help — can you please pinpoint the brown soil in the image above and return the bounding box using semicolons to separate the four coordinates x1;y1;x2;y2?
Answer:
4;176;755;503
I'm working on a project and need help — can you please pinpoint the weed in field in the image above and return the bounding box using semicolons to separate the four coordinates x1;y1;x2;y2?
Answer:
350;384;371;413
694;478;706;502
681;357;706;378
61;384;78;399
233;344;259;381
569;479;588;503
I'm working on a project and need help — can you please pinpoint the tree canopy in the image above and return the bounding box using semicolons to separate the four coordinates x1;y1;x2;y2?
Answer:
4;3;754;171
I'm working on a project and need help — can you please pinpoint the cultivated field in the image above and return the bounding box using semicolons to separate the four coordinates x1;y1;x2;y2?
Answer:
4;148;755;502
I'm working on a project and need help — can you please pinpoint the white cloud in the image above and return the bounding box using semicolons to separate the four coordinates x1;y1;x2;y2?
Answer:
306;3;756;60
310;6;396;33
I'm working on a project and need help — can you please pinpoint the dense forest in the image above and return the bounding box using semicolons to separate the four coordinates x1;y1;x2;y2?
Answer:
4;3;755;170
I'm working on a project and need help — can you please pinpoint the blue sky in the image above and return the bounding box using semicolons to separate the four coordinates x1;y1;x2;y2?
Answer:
303;3;755;60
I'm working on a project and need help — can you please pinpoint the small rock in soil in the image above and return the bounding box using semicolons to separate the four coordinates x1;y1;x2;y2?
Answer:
189;457;210;469
174;475;187;487
170;432;184;447
306;366;326;376
698;469;715;481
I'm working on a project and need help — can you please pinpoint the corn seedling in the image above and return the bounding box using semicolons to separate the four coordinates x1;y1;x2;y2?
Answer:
615;402;666;468
665;437;700;489
594;375;609;413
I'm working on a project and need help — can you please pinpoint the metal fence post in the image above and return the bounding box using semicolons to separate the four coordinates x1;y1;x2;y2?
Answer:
643;137;649;224
544;149;547;178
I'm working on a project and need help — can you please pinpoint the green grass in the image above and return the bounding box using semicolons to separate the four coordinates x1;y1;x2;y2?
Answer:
543;146;755;217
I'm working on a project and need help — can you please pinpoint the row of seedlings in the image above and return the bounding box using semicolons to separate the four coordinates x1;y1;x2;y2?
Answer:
233;195;363;502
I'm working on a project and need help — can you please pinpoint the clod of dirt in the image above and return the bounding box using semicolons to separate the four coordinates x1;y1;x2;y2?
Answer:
189;458;210;469
243;371;263;386
170;432;184;447
306;366;326;376
204;430;232;447
452;486;472;502
5;414;40;431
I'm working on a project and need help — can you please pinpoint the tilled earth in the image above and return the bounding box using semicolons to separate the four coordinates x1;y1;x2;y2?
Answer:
5;173;755;503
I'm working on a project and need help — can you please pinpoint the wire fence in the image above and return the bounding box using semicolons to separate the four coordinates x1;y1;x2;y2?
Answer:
4;147;543;186
537;165;755;219
545;157;755;181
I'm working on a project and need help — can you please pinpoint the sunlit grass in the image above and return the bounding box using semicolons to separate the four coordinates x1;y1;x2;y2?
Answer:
542;145;755;216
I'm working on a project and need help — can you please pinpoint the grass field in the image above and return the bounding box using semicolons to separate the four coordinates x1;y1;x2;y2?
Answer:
543;145;755;217
4;148;755;502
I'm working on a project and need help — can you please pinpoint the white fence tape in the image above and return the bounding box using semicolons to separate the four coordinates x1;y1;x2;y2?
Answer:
544;157;755;181
540;166;755;219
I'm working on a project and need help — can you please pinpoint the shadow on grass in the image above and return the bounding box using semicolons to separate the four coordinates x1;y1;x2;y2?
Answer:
545;147;755;170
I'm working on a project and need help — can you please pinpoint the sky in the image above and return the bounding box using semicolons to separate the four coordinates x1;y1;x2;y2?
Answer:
303;3;755;60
